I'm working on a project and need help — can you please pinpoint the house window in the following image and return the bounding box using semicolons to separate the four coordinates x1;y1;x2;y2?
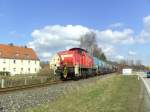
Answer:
16;53;19;57
3;68;5;71
28;60;30;64
3;59;6;64
13;68;16;72
21;68;23;71
25;54;29;59
21;60;23;64
35;61;36;64
35;68;36;72
28;68;30;71
15;50;19;57
14;60;16;64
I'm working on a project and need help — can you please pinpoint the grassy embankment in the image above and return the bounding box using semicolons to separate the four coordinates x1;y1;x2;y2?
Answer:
26;75;144;112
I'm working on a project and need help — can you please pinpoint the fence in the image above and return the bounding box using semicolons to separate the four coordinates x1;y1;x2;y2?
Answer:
0;75;50;88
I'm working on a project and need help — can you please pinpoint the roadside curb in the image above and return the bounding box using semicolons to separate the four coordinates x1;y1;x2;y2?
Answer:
140;76;150;98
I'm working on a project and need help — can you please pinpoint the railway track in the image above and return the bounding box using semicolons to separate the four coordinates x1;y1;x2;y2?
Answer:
0;80;64;94
0;73;116;94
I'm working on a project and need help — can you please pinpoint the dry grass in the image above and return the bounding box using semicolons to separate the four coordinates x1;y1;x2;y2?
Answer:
26;75;144;112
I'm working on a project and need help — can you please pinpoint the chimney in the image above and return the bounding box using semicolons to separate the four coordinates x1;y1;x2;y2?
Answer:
9;43;14;46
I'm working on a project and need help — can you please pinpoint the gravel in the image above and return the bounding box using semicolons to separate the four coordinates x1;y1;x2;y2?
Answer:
0;75;110;112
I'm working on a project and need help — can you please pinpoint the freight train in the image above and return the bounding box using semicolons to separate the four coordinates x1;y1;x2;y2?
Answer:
49;48;117;80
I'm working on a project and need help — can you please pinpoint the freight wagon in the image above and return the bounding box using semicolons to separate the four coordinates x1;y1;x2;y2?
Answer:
93;57;115;74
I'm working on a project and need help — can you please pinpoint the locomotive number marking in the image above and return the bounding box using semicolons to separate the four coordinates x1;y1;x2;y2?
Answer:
61;54;73;60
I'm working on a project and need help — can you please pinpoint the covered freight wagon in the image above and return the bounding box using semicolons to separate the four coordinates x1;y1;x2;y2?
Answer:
93;57;111;74
93;57;103;74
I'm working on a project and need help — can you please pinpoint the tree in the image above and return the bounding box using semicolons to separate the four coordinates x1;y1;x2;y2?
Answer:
135;60;142;66
93;47;107;61
98;52;107;61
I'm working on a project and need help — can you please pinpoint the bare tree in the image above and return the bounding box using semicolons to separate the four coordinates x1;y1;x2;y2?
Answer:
135;60;142;66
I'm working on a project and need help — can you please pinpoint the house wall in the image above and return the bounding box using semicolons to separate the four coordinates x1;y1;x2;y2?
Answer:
0;58;41;76
49;54;60;70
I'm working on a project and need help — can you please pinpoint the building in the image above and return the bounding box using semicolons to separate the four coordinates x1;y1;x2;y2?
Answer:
0;44;41;76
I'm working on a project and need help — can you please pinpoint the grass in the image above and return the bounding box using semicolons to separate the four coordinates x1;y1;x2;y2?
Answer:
26;75;143;112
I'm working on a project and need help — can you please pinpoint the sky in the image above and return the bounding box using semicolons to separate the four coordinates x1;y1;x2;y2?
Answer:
0;0;150;65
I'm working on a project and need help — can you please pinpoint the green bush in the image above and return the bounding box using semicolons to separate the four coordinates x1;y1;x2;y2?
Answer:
0;71;10;76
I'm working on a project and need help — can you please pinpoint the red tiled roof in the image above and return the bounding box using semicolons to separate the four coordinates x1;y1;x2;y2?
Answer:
0;44;39;60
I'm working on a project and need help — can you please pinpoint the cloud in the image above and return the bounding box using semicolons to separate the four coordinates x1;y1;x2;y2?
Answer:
138;15;150;43
98;44;116;57
143;15;150;32
41;52;52;59
8;30;23;38
96;28;135;44
109;22;124;28
28;24;137;60
26;15;150;65
128;51;136;55
115;55;124;60
28;25;93;60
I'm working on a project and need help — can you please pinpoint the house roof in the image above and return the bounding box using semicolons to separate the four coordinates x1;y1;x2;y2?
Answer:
0;44;39;60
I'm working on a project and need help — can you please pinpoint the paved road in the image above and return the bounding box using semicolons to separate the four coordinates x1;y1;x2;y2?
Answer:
139;72;150;112
143;78;150;86
140;72;150;97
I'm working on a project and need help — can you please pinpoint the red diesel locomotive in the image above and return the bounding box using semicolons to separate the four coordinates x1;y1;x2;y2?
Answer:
50;48;94;79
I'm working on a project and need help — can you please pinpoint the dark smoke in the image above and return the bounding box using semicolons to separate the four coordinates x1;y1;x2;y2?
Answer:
80;32;96;49
79;31;107;60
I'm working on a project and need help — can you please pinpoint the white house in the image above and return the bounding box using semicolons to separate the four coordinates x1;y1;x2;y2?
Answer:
122;68;132;75
0;44;41;76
